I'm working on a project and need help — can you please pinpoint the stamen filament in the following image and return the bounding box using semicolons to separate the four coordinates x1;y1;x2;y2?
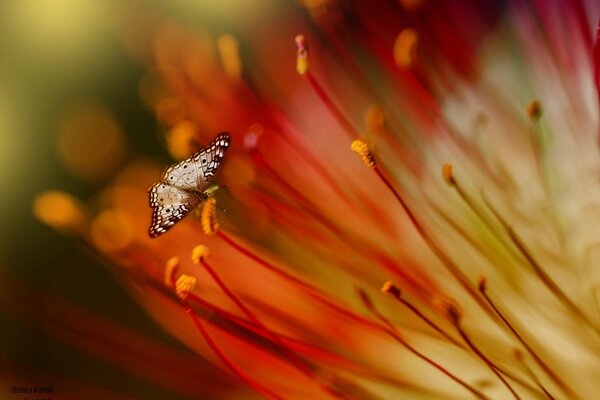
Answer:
381;281;464;348
252;150;425;290
196;258;320;381
305;72;360;140
447;309;522;400
357;290;492;400
514;350;557;400
183;303;285;400
442;164;520;262
295;35;359;140
370;164;495;319
239;74;373;215
184;292;409;391
482;193;600;337
479;277;581;400
216;230;382;330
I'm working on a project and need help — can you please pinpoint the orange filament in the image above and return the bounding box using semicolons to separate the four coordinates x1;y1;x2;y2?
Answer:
197;257;355;398
295;36;359;139
351;140;375;168
175;274;197;300
183;305;285;400
201;198;220;236
216;230;381;331
164;256;180;287
183;291;394;394
295;34;309;75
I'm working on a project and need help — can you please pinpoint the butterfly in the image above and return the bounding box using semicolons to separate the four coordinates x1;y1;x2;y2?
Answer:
148;132;230;238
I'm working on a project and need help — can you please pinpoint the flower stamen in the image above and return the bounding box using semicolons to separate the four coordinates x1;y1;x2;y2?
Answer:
482;193;600;337
381;281;463;348
193;246;366;399
479;276;580;400
446;303;523;400
175;274;197;300
441;165;519;261
191;244;210;265
295;34;309;75
354;155;495;318
295;35;359;139
216;230;381;331
183;305;285;400
201;198;220;236
514;351;558;400
441;163;455;187
164;256;180;287
357;289;492;400
351;140;375;168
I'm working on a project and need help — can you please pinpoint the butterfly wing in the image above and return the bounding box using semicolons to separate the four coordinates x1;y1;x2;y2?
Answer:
148;182;200;238
148;132;230;238
160;132;230;192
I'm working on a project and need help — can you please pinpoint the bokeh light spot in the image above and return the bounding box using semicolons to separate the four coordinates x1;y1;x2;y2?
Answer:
56;103;125;182
217;34;242;80
167;120;198;159
32;190;87;234
90;208;134;253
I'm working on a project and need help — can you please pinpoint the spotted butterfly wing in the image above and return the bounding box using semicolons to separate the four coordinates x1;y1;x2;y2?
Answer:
148;132;230;238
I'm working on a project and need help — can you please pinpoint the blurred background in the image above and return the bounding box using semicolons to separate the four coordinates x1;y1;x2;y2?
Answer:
0;0;293;398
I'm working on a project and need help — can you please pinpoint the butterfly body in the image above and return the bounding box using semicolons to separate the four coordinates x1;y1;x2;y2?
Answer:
148;132;230;238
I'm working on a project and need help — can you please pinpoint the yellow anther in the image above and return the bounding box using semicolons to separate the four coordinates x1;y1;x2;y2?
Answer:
442;163;455;186
191;245;210;265
201;197;220;236
527;100;542;120
351;140;376;168
381;281;401;297
295;34;309;75
175;274;197;300
393;28;419;68
164;256;180;287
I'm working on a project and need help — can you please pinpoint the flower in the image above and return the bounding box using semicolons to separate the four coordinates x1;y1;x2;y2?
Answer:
36;0;600;399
